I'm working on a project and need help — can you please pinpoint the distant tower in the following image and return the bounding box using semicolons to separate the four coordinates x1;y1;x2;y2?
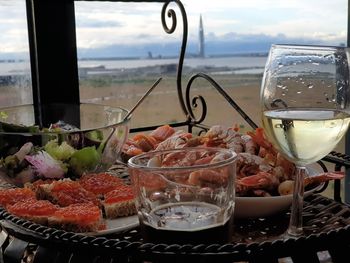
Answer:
198;14;205;58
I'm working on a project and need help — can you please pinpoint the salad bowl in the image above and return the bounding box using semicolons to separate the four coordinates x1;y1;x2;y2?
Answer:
0;103;130;186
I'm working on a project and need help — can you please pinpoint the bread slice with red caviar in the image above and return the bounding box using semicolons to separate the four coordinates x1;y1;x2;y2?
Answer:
1;187;104;232
35;179;100;207
103;185;136;219
1;173;137;232
48;202;105;233
78;172;124;197
7;199;59;225
24;179;55;193
0;188;36;208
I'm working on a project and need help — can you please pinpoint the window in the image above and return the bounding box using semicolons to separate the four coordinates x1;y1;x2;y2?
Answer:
0;0;32;106
73;0;347;130
0;0;347;125
75;2;185;128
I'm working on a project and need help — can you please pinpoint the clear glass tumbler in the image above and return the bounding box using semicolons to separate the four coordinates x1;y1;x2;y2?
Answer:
128;147;237;244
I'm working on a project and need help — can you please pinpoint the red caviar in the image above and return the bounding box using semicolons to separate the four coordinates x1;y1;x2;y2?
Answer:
79;173;124;195
8;199;58;217
53;203;101;226
0;188;36;207
104;185;134;204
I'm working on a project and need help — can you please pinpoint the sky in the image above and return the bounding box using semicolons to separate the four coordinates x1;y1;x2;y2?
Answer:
0;0;347;59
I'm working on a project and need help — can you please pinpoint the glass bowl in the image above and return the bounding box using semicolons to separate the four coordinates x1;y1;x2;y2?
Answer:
0;103;130;187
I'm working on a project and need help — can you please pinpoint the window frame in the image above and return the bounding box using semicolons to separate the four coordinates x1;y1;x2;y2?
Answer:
25;0;172;109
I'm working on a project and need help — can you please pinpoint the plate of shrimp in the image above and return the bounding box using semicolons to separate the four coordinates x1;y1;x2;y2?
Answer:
234;165;333;218
122;124;344;218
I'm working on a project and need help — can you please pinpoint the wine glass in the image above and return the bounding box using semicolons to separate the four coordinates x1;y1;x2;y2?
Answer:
260;44;350;236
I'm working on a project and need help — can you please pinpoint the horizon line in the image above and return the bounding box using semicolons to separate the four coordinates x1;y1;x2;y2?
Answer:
0;51;269;63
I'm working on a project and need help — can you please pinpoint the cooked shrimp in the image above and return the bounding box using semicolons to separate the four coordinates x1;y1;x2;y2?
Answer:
188;169;228;187
241;134;258;155
278;171;345;196
247;127;277;156
132;134;158;152
161;151;197;167
155;131;193;151
237;171;281;191
236;152;273;179
149;125;175;142
304;171;345;187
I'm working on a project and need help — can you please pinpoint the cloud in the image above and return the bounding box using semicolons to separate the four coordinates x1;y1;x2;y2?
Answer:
0;0;347;58
75;19;122;28
184;0;347;40
253;18;345;43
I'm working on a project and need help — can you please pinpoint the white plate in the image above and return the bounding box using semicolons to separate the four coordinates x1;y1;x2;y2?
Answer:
234;183;323;219
84;167;326;233
85;181;322;234
86;215;139;236
234;165;323;219
84;182;323;235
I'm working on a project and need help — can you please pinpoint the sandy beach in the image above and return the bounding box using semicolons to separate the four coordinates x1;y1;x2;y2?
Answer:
80;73;263;130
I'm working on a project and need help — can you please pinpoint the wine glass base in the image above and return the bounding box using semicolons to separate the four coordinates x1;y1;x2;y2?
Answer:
286;226;303;237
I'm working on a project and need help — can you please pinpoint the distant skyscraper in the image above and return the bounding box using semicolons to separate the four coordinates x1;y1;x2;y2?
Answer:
198;14;205;58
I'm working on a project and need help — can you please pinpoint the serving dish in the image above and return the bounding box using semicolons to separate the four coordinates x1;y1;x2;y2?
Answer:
81;183;324;236
0;103;130;187
234;182;323;219
234;165;325;218
87;215;139;236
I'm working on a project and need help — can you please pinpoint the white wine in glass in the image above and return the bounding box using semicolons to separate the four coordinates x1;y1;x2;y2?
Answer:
260;45;350;236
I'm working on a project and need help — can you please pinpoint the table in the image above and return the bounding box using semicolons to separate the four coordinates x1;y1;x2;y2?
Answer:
0;165;350;263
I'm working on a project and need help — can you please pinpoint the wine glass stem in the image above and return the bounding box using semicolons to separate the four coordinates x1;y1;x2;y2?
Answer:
287;166;306;236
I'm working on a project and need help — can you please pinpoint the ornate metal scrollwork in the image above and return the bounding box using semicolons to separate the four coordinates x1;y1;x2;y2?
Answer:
160;0;258;131
185;73;258;129
161;0;188;119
